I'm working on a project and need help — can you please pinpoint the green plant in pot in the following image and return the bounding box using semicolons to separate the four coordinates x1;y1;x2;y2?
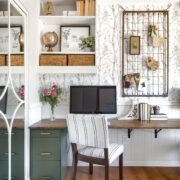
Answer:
79;36;95;52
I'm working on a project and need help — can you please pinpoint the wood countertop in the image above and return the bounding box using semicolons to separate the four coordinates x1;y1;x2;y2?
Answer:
0;119;24;129
30;119;67;129
29;119;180;129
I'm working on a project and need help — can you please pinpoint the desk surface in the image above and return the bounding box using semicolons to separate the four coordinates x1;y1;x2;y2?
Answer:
30;119;180;129
0;119;24;129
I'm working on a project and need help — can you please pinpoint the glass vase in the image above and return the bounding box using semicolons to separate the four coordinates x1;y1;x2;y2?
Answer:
50;105;55;121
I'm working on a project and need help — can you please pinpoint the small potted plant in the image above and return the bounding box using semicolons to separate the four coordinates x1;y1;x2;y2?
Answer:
79;36;95;52
40;84;61;121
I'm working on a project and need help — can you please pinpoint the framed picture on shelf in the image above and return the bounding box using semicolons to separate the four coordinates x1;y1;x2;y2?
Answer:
129;36;140;55
60;25;90;52
0;26;22;53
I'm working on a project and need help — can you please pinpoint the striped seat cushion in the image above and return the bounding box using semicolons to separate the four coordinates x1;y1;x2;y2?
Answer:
78;143;124;164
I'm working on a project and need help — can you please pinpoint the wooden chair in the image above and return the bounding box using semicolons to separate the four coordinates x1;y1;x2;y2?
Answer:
67;114;124;180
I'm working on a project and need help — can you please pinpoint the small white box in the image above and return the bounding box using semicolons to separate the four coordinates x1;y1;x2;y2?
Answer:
0;11;4;16
3;11;8;16
62;11;68;16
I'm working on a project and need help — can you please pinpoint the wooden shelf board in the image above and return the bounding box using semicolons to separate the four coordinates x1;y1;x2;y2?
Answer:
108;120;180;129
37;66;97;74
39;16;95;25
30;119;180;129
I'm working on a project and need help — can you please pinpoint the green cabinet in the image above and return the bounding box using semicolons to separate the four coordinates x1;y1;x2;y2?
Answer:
30;129;68;180
0;129;24;179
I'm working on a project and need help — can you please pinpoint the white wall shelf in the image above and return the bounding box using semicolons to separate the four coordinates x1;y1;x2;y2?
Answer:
39;16;95;25
0;66;24;74
37;66;97;74
0;16;24;25
0;52;24;55
40;51;95;55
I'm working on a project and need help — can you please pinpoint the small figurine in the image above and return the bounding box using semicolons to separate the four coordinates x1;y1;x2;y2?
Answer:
43;0;55;16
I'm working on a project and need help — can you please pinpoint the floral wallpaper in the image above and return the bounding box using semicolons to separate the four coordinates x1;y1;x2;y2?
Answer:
39;3;180;104
1;2;180;108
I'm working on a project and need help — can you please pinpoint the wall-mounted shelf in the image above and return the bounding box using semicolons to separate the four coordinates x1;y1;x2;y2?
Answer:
0;16;24;25
0;52;24;55
0;66;24;74
109;120;180;138
37;66;97;74
40;51;95;55
39;16;95;25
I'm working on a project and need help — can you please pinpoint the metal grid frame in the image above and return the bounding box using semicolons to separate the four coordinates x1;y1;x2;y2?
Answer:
122;10;169;97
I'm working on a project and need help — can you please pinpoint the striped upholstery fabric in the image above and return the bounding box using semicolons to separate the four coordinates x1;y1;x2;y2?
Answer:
67;114;109;148
78;143;124;163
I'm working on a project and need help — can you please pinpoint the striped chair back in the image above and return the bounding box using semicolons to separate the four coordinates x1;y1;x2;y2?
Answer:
67;114;109;148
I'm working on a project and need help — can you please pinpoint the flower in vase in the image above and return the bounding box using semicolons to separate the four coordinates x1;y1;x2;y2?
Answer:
17;85;25;99
40;84;61;120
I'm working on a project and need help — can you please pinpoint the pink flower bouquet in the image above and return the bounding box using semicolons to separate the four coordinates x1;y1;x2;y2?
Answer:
40;84;61;120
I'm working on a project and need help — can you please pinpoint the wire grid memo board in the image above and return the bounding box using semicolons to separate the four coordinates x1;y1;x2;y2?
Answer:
122;10;169;97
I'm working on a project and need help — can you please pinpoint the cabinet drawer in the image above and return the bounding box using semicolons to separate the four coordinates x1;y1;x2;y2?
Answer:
0;130;24;161
31;161;60;180
68;54;95;66
40;55;67;66
0;160;24;179
31;130;60;138
31;138;61;161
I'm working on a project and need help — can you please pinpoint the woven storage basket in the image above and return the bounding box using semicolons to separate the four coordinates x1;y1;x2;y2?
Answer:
40;55;67;66
6;55;24;66
68;55;95;66
0;55;6;66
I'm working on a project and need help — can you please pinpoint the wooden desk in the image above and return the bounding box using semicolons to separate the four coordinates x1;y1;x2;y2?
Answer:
30;119;180;138
109;119;180;138
0;119;24;129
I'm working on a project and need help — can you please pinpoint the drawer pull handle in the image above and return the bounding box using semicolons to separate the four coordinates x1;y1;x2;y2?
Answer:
4;152;16;156
4;132;15;135
40;152;52;156
39;176;52;179
40;132;51;135
3;177;15;179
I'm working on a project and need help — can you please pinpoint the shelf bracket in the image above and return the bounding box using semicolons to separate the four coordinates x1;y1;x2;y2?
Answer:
128;129;133;138
154;129;162;138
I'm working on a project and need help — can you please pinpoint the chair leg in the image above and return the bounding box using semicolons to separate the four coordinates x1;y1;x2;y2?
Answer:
71;156;78;180
105;164;109;180
119;153;123;180
89;163;93;175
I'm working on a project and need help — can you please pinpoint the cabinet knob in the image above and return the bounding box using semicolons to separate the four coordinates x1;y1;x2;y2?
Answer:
40;152;52;156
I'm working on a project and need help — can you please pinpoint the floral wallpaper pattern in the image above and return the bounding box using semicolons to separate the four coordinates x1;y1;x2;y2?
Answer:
1;2;180;107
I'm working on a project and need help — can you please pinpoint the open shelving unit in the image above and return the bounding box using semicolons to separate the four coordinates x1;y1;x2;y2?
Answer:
38;0;97;74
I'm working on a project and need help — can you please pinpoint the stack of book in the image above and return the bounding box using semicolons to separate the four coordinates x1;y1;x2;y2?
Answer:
76;0;96;16
150;113;168;121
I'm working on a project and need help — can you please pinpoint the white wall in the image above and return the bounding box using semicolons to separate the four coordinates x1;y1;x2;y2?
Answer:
18;0;180;166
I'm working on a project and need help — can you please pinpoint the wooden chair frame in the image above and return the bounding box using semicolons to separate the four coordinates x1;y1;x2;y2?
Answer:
71;143;123;180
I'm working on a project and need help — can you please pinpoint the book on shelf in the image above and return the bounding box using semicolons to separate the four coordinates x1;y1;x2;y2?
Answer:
150;117;168;120
150;113;168;118
84;0;95;16
76;0;84;16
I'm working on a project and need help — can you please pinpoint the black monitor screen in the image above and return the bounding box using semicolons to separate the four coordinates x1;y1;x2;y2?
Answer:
0;86;8;114
70;86;116;114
